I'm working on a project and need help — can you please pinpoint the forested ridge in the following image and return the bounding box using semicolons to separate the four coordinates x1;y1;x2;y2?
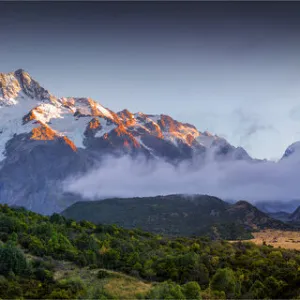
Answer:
62;195;289;240
1;204;300;299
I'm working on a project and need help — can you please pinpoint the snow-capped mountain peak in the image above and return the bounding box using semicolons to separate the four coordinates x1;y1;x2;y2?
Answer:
0;69;57;107
0;69;255;214
0;69;253;163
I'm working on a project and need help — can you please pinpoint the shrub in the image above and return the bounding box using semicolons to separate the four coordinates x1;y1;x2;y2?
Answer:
0;242;29;276
97;269;110;279
183;281;202;299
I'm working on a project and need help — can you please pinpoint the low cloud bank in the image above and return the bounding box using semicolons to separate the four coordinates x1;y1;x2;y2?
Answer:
64;154;300;207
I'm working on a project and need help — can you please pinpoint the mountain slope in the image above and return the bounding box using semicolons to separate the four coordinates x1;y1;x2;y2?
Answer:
289;206;300;222
0;69;252;214
0;69;250;162
267;211;291;222
61;195;289;239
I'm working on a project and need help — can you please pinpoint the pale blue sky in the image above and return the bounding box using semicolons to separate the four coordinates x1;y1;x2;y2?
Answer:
1;2;300;160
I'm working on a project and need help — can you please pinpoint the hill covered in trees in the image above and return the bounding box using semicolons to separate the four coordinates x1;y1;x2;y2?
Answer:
1;204;300;299
62;195;289;240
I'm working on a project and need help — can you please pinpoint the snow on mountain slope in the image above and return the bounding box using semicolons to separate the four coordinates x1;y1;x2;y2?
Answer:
0;69;256;214
0;69;250;163
0;69;58;106
0;102;37;161
2;68;300;215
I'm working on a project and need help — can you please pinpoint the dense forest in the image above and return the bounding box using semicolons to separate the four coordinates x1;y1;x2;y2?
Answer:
1;204;300;299
62;195;289;240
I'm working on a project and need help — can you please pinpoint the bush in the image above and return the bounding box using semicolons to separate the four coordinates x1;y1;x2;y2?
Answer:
34;267;54;282
183;281;202;299
97;269;110;279
0;242;29;276
210;268;238;298
58;277;85;295
146;281;185;299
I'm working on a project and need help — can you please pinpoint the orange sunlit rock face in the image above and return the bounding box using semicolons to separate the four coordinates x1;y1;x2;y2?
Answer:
124;118;136;127
24;107;47;124
119;109;134;120
88;118;101;129
88;98;102;116
23;111;37;123
118;109;138;127
123;140;130;148
114;124;140;148
115;124;128;137
131;136;140;148
88;98;115;120
0;73;21;99
84;118;102;138
61;97;76;111
155;127;164;139
159;115;181;132
31;124;57;140
186;134;195;146
61;97;74;106
30;124;77;151
156;114;200;145
62;136;77;152
110;111;122;125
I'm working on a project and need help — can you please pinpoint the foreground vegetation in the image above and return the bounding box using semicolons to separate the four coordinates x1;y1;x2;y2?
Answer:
1;204;300;299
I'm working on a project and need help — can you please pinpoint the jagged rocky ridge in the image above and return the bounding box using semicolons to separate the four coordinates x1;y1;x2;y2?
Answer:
2;69;300;214
0;69;252;162
0;69;258;214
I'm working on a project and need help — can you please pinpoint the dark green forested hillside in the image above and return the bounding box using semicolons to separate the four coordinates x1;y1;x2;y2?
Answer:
1;204;300;299
62;194;289;240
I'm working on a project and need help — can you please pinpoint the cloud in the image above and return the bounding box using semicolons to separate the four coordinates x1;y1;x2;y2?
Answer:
242;124;274;140
289;105;300;121
64;153;300;211
232;109;278;147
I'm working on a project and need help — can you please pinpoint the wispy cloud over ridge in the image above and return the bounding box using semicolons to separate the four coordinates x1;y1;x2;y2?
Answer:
65;153;300;209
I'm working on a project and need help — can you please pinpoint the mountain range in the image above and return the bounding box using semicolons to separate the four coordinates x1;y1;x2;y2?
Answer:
0;69;299;214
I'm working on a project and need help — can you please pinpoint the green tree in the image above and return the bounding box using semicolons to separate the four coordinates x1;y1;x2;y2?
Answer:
264;276;286;298
50;213;66;225
28;235;46;256
249;280;267;299
210;268;238;298
183;281;202;299
0;242;29;276
146;281;185;299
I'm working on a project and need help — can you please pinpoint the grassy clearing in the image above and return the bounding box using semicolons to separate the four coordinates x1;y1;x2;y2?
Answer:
250;229;300;250
104;275;152;299
51;259;152;299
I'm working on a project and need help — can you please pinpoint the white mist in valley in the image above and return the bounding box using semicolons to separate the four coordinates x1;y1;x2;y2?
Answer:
64;153;300;208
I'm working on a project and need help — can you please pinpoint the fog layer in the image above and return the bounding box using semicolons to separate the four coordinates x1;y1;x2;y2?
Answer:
64;154;300;206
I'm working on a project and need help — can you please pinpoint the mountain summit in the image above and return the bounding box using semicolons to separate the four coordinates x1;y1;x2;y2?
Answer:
0;69;252;213
0;69;251;162
0;69;56;105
